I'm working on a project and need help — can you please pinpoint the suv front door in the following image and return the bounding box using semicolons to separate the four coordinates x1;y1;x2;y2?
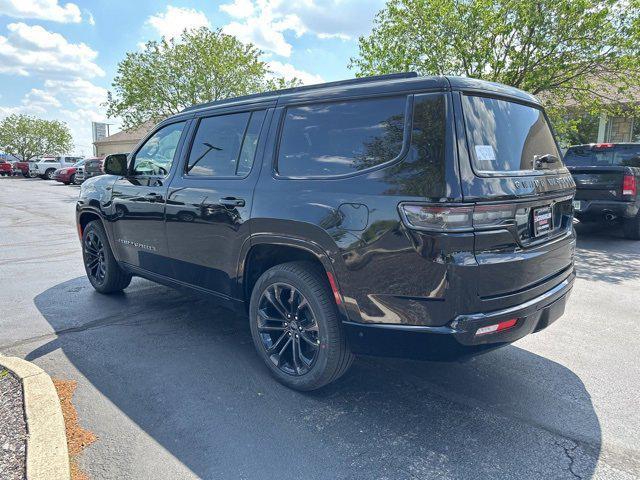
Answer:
110;121;188;275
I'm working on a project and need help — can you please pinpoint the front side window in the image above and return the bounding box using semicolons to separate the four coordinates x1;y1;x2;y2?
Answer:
277;96;407;177
133;122;186;176
462;95;565;174
186;110;266;177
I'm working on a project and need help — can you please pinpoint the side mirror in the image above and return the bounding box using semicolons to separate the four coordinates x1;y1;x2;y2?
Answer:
103;154;129;176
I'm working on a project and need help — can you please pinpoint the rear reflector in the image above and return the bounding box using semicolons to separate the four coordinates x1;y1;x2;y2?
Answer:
475;318;518;336
623;174;637;197
326;271;342;305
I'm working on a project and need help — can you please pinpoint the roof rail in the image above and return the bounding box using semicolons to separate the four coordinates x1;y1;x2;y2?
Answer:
182;72;419;113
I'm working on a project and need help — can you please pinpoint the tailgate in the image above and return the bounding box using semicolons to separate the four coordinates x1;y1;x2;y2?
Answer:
568;166;626;201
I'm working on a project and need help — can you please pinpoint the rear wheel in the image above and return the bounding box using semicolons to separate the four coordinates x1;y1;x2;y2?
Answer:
45;168;55;180
82;221;132;293
623;214;640;240
249;262;353;391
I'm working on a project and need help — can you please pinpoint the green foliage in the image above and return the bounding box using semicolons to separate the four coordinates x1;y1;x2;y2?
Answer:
0;114;73;161
107;27;301;129
350;0;640;141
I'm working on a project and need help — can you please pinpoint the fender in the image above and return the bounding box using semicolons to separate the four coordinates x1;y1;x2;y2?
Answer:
236;233;351;322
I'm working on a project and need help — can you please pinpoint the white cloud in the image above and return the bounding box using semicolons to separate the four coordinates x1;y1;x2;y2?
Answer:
220;0;383;56
223;16;296;57
0;0;81;23
86;10;95;26
0;22;104;78
0;77;114;156
220;0;254;19
268;61;323;85
23;88;62;109
146;5;211;40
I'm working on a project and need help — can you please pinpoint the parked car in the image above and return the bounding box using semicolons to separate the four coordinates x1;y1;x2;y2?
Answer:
0;160;12;176
75;156;105;184
565;143;640;239
54;159;85;185
30;156;84;180
13;159;37;177
77;73;576;390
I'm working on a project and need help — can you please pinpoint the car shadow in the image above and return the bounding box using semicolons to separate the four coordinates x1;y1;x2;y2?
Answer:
24;276;602;479
575;222;640;283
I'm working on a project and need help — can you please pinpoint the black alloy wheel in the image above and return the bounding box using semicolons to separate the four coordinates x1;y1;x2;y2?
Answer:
257;282;320;376
84;229;107;285
249;262;354;390
81;221;132;293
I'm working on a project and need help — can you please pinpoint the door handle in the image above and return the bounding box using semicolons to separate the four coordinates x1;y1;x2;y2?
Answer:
146;193;164;202
219;197;245;207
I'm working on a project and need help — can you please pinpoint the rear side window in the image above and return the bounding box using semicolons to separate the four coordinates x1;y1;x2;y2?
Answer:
187;110;266;177
462;95;564;174
277;96;407;177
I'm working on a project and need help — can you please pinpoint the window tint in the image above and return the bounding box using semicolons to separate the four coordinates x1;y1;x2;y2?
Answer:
462;95;564;174
187;110;265;177
277;96;407;177
133;122;186;176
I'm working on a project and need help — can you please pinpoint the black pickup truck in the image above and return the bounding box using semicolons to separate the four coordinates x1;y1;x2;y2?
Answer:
565;143;640;239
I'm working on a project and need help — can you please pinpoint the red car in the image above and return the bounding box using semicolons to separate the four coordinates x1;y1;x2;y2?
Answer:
0;160;13;176
54;159;85;185
13;160;36;177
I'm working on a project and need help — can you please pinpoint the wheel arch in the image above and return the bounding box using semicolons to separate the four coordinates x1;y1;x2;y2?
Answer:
239;235;346;318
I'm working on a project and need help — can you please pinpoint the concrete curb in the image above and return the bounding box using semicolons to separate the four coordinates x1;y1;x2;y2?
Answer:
0;356;70;480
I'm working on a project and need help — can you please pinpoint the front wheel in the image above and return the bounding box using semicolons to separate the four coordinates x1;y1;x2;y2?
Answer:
82;221;132;293
69;173;76;184
45;169;55;180
623;214;640;240
249;262;353;391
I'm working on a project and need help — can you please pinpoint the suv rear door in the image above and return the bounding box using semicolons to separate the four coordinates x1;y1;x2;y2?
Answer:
164;106;273;298
454;91;576;309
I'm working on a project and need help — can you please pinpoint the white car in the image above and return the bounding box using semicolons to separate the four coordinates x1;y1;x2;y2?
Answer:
29;156;83;180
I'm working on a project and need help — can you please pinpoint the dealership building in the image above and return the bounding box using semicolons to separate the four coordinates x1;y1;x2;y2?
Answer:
93;122;152;157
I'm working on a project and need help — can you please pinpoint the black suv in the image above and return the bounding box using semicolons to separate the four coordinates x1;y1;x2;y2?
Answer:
76;73;576;390
565;143;640;239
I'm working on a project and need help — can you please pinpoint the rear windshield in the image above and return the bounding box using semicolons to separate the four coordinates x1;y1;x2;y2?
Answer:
462;95;564;175
564;144;640;167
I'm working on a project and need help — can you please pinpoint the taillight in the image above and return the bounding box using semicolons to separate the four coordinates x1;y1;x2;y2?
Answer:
594;143;614;149
622;175;637;197
399;203;516;232
399;204;474;232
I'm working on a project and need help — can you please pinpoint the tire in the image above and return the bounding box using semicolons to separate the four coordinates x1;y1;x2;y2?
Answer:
623;214;640;240
249;261;354;391
69;174;76;184
63;182;70;185
45;169;55;180
22;172;28;178
82;220;132;293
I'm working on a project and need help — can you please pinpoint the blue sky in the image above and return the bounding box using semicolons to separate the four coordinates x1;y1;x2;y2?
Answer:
0;0;385;154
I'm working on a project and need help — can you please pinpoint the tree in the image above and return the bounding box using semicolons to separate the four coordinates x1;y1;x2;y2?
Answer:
350;0;640;141
107;27;301;129
0;114;73;161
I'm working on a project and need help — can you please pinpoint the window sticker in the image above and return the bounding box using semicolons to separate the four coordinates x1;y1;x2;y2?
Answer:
474;145;496;162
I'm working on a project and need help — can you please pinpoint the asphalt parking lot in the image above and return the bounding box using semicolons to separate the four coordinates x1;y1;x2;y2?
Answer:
1;177;639;480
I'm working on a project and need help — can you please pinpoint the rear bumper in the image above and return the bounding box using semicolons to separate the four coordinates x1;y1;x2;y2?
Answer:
343;270;574;360
574;199;638;220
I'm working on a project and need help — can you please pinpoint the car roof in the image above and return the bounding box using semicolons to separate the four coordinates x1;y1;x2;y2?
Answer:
179;72;540;118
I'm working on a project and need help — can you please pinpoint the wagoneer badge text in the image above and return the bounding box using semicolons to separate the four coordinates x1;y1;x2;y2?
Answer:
117;239;157;251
